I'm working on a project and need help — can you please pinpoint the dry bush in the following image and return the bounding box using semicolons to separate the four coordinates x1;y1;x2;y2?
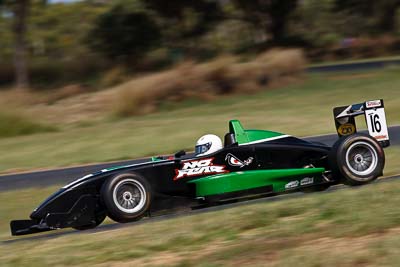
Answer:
256;49;306;76
113;68;187;116
0;89;45;108
0;84;88;108
100;66;129;88
45;84;88;104
113;49;306;116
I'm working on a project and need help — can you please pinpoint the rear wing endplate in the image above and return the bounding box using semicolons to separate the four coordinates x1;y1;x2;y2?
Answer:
333;99;390;147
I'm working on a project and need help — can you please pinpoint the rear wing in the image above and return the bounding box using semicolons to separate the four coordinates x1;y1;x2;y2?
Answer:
333;99;390;147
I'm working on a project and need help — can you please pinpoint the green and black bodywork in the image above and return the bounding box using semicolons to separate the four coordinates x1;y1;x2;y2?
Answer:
10;100;389;235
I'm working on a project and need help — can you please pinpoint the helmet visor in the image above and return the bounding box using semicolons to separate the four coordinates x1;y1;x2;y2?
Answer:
195;142;211;155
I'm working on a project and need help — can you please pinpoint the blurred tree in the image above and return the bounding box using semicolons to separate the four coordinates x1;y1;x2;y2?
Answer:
231;0;298;44
143;0;222;38
0;0;31;89
28;1;107;59
335;0;400;33
288;0;342;48
87;5;161;64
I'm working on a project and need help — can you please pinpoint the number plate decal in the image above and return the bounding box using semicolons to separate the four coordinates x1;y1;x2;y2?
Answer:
365;107;389;141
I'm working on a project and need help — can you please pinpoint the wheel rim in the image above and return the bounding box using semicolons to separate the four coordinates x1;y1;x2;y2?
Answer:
112;178;146;213
345;141;378;177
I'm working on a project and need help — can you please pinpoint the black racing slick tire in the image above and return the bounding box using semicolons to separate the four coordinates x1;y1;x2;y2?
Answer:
331;133;385;186
101;173;152;223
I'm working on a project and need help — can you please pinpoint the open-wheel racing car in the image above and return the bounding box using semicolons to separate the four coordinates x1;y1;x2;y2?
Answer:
11;99;390;235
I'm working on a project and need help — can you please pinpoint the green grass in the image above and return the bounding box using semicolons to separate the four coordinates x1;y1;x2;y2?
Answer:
0;68;399;173
0;113;56;138
1;177;400;266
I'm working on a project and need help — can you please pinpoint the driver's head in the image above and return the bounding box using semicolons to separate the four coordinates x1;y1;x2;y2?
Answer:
195;134;222;156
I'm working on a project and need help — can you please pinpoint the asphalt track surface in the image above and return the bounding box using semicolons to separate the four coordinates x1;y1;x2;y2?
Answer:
3;174;400;244
307;58;400;72
0;126;399;192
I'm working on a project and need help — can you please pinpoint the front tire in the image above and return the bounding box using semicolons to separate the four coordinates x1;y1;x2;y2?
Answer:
101;173;152;223
331;134;385;186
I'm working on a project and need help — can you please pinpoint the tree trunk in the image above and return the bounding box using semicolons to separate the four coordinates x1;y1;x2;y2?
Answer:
268;0;298;44
13;0;30;89
378;6;398;33
269;15;286;44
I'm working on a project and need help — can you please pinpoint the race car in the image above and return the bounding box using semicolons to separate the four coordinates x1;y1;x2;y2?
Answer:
10;99;390;236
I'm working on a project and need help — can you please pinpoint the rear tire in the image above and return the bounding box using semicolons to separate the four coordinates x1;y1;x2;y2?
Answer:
330;134;385;186
101;173;152;223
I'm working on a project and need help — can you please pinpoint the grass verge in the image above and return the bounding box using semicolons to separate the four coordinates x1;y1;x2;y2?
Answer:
1;176;400;266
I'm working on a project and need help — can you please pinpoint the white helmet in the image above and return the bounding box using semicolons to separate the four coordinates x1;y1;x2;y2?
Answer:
195;134;223;156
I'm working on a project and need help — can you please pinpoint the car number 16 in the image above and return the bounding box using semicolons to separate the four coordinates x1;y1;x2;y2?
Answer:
365;107;389;141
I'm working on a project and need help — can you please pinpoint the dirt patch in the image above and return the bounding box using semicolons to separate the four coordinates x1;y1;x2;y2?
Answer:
27;90;114;124
95;239;231;267
0;87;114;124
104;252;184;267
302;227;400;253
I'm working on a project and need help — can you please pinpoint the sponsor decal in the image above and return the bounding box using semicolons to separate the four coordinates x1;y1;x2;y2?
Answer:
338;123;355;136
285;180;299;189
174;158;228;180
366;100;381;109
375;134;388;140
300;177;314;186
225;153;254;168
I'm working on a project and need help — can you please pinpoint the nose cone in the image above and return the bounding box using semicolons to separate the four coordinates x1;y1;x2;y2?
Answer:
30;209;41;220
30;188;66;219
